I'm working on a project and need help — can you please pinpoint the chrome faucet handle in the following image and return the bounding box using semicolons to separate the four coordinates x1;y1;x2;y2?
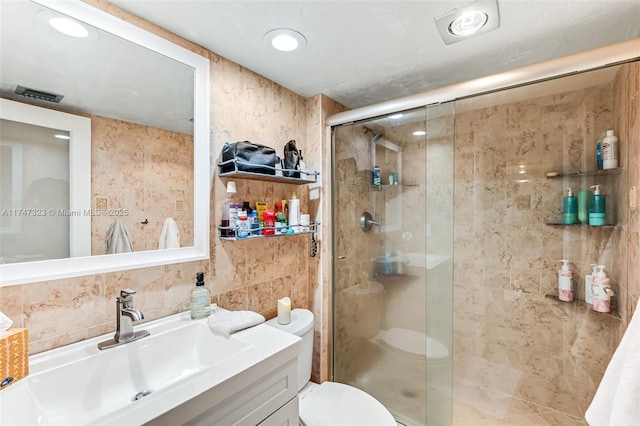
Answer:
120;289;136;297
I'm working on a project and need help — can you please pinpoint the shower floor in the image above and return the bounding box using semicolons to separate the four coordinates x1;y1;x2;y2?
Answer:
353;367;588;426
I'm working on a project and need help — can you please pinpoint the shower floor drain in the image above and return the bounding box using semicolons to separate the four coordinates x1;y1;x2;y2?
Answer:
401;389;417;398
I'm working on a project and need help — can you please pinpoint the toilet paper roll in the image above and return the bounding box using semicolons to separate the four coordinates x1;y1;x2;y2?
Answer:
277;297;291;325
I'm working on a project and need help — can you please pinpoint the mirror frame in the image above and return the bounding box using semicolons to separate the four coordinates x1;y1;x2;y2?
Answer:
0;0;210;287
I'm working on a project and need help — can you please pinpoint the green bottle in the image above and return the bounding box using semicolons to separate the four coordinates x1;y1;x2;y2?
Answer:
563;188;578;225
578;189;592;224
588;185;606;226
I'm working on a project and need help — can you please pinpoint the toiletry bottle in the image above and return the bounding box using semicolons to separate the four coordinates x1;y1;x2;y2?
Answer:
592;265;614;313
589;185;606;226
602;130;618;170
577;189;592;224
221;182;240;237
563;188;578;225
263;209;276;235
242;201;252;217
236;211;249;239
250;210;260;235
558;260;573;302
584;264;597;305
288;191;300;230
190;272;211;319
298;150;307;176
596;135;603;170
373;166;381;186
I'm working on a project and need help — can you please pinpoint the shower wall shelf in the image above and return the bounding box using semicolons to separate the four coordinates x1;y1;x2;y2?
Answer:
545;167;623;179
544;294;622;320
544;223;621;228
218;158;319;184
370;183;419;191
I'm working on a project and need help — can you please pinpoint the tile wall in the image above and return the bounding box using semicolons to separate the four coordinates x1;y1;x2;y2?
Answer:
0;0;333;360
452;63;639;420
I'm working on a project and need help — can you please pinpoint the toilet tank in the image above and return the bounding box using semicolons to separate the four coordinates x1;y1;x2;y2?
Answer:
266;308;314;391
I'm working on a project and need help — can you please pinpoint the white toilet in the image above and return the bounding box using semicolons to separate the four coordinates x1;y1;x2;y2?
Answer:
266;308;396;426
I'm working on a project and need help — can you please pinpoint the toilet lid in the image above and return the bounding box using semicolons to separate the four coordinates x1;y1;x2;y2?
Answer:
300;382;396;426
378;328;449;360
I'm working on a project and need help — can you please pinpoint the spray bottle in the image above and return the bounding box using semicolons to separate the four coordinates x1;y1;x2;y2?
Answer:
558;260;573;302
592;265;614;313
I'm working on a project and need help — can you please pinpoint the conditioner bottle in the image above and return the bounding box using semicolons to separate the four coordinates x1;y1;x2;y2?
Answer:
558;260;574;302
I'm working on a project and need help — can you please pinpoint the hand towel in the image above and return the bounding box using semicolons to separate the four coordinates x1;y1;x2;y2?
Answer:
105;219;133;254
585;299;640;425
207;305;265;337
158;217;180;249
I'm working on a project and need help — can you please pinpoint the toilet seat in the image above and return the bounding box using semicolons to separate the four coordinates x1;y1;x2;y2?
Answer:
299;382;396;426
377;328;449;361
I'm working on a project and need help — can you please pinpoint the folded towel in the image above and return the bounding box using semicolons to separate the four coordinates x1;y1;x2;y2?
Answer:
208;305;265;337
158;217;180;249
585;299;640;425
105;219;132;254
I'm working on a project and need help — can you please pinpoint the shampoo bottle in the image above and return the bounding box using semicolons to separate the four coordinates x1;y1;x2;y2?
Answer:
592;265;614;313
584;264;597;304
588;185;606;226
288;191;300;230
558;260;574;302
563;188;578;225
221;182;240;237
602;130;619;170
577;189;592;224
190;272;211;319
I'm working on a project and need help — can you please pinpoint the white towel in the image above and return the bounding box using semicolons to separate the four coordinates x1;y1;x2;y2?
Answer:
585;299;640;426
105;219;133;254
158;217;180;249
208;305;265;337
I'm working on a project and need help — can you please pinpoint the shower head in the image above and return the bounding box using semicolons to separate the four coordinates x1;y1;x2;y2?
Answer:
363;126;383;142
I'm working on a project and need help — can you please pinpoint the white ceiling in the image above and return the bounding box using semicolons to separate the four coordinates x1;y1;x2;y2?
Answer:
108;0;640;109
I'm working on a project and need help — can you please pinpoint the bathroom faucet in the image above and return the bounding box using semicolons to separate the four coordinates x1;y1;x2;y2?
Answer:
98;289;150;350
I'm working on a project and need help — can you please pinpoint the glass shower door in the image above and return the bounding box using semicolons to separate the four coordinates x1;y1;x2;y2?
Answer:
332;103;454;425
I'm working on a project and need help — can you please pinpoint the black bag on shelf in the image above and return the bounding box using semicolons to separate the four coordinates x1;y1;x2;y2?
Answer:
283;139;300;178
221;141;279;175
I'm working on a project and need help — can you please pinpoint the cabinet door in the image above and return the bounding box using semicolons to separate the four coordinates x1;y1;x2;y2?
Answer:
258;396;299;426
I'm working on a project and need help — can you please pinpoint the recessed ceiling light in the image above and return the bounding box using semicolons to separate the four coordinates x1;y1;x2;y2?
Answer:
388;113;404;120
413;130;426;136
448;11;488;36
49;17;88;38
264;29;307;52
434;0;500;45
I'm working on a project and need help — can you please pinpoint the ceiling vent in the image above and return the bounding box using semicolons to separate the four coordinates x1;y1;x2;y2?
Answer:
15;85;64;103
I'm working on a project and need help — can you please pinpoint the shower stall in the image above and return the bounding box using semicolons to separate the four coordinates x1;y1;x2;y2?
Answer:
330;52;637;426
332;103;455;425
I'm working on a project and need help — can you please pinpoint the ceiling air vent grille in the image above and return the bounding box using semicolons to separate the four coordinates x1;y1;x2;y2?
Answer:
15;85;64;103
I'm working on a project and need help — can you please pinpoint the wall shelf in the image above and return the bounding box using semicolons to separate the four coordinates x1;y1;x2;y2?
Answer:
544;222;621;229
370;183;419;191
218;158;319;184
544;294;622;320
545;167;623;179
219;222;318;241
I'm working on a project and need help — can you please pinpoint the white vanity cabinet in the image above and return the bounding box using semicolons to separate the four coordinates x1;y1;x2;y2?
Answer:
147;358;299;426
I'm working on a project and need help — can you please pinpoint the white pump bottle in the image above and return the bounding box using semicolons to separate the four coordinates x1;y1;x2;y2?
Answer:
592;265;614;313
558;260;573;302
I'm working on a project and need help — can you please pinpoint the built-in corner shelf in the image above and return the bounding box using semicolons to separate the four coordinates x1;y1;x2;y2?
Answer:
370;183;419;191
371;273;419;283
545;167;623;179
218;159;319;184
544;294;622;320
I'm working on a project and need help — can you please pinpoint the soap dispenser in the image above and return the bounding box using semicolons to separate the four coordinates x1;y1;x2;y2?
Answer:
558;260;574;302
589;185;606;226
592;265;614;313
190;272;211;319
563;188;578;225
584;264;598;304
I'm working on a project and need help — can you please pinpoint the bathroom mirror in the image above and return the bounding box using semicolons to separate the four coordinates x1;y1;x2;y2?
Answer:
0;0;210;286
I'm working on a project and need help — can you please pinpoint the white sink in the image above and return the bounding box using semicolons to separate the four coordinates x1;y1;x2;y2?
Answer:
0;310;300;425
